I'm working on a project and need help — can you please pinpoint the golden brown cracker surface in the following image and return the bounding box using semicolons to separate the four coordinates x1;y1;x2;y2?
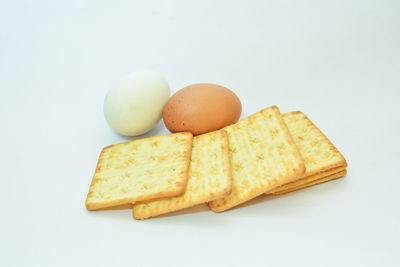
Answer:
133;130;232;219
86;132;193;210
283;111;347;176
266;111;347;195
209;106;305;212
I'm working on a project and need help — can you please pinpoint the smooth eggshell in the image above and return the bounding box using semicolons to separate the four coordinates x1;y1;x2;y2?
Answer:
104;70;170;136
163;83;241;135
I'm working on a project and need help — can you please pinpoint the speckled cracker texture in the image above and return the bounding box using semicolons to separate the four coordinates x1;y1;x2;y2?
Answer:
268;111;347;194
133;130;232;219
85;132;193;210
209;106;305;212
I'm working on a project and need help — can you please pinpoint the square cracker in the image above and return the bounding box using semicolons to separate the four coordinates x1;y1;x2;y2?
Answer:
85;132;193;211
267;111;347;194
209;106;305;212
270;169;347;195
133;130;232;219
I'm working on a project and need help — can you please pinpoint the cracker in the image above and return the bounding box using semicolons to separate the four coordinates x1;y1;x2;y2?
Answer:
282;111;347;176
267;111;347;194
270;169;347;195
133;130;232;219
85;132;193;210
268;166;346;194
97;203;133;211
209;106;305;212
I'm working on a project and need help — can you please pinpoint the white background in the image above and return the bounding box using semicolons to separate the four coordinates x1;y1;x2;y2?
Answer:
1;1;399;266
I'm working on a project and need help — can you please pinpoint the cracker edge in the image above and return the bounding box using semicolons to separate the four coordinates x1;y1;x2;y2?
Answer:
85;132;193;211
271;169;347;195
268;165;346;194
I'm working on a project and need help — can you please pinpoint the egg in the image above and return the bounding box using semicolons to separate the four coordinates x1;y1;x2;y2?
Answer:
163;83;241;135
104;70;170;136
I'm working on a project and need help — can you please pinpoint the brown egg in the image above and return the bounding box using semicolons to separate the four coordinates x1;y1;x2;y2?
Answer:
163;83;242;135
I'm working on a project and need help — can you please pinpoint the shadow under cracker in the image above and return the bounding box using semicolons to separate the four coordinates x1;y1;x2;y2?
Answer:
151;203;211;219
229;194;283;211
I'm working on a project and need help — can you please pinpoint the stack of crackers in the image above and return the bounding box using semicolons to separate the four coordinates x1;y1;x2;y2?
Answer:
86;106;347;219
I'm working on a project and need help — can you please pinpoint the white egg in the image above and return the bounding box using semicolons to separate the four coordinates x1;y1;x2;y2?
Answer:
104;70;170;136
